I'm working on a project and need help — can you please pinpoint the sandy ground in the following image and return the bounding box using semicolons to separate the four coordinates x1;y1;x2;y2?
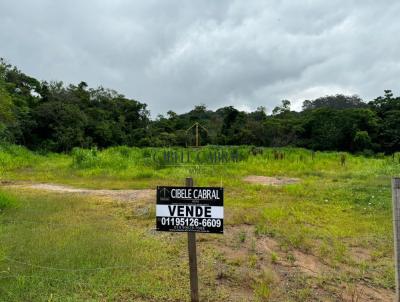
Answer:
243;175;300;186
3;182;154;202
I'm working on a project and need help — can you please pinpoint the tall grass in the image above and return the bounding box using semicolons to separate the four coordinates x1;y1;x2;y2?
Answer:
2;143;399;188
0;144;39;173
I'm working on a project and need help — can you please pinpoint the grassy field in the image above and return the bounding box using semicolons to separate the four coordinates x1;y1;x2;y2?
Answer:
0;144;399;301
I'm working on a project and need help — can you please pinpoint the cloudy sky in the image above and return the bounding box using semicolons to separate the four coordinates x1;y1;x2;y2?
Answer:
1;1;399;116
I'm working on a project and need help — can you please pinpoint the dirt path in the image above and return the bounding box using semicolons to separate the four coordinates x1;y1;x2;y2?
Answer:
3;182;154;202
243;175;300;186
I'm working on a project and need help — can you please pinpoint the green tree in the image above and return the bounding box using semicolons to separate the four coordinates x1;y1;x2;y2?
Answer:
31;102;88;151
353;131;372;152
302;94;366;110
272;100;291;115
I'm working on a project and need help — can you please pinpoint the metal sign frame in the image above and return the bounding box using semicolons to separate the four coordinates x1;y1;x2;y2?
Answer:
156;186;224;234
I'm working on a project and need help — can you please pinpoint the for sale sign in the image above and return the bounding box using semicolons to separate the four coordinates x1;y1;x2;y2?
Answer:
156;186;224;233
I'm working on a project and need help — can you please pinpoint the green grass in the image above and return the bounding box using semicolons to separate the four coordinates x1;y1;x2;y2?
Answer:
0;190;16;210
0;191;192;301
0;144;399;300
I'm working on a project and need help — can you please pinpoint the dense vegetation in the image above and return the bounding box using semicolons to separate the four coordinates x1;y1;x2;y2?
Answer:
1;59;399;153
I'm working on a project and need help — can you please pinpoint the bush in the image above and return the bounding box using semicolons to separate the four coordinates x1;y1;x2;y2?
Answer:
0;143;38;171
71;147;99;169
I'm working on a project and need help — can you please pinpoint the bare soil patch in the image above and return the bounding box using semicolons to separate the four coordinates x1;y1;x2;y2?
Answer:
340;283;394;302
5;183;154;202
256;233;331;276
210;225;394;301
349;246;371;263
243;175;300;186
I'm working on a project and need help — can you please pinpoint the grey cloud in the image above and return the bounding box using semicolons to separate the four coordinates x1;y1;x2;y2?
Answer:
0;0;399;116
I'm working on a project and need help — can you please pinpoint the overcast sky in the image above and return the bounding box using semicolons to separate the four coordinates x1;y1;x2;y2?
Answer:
1;1;399;116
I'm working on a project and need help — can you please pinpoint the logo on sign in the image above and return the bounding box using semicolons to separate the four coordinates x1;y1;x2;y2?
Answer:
159;187;170;201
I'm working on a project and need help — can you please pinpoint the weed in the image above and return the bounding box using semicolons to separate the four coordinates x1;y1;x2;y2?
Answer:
239;230;246;243
271;252;278;264
253;269;278;301
248;255;258;268
250;238;257;252
254;283;271;301
287;252;296;264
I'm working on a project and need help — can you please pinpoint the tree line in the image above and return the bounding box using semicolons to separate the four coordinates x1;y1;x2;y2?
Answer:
0;59;399;154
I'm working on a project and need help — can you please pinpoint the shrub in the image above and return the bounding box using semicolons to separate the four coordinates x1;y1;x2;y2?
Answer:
71;147;99;169
0;143;38;171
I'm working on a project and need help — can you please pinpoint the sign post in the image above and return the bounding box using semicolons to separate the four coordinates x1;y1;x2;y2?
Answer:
186;177;199;302
156;180;224;302
392;177;400;302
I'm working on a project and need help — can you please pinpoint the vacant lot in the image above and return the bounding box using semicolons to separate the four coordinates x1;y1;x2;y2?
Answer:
0;145;399;301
